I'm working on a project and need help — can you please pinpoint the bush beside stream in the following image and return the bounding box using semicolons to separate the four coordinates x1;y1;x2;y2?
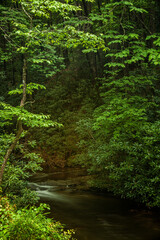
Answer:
0;196;75;240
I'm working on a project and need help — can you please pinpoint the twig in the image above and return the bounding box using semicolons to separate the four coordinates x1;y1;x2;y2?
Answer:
0;26;15;46
120;7;125;36
137;13;152;35
24;100;35;106
21;4;33;28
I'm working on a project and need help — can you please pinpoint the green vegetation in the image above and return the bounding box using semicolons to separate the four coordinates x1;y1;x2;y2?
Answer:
1;1;160;238
0;197;75;240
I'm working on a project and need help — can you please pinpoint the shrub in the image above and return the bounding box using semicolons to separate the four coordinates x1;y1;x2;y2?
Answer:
0;197;75;240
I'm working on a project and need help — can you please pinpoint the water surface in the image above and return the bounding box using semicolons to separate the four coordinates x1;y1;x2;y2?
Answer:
29;170;160;240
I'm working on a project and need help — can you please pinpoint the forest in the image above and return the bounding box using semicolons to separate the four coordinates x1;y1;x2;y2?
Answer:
1;0;160;239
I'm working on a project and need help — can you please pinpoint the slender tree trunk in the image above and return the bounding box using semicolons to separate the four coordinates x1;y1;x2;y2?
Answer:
155;0;160;32
63;48;70;67
97;0;101;13
82;0;88;17
94;53;98;78
20;58;27;107
12;57;15;85
0;58;27;185
86;53;93;78
3;38;7;75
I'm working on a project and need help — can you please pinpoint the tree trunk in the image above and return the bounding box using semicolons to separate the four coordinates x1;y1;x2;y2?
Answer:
97;0;101;13
82;0;88;17
12;57;15;85
0;58;27;185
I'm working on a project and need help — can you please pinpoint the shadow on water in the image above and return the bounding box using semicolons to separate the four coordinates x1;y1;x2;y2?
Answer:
29;170;160;240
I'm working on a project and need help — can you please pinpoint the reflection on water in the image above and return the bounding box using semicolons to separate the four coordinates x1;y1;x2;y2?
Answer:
29;170;160;240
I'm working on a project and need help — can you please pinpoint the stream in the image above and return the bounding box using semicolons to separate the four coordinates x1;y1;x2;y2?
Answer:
29;169;160;240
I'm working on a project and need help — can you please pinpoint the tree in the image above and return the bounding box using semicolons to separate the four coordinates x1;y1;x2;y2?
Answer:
0;0;106;184
0;0;78;184
74;0;160;207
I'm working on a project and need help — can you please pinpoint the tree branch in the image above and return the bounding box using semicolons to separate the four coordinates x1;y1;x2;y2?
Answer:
0;58;27;185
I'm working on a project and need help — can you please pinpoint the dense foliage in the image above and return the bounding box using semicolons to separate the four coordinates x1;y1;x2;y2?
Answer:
1;0;160;226
0;197;75;240
28;0;160;208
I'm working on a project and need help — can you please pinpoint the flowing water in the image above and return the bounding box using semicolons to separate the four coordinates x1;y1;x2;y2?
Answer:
29;170;160;240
